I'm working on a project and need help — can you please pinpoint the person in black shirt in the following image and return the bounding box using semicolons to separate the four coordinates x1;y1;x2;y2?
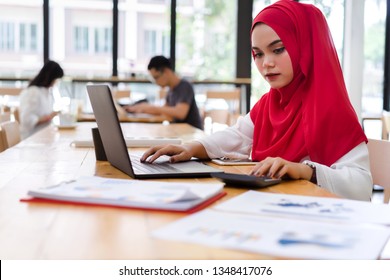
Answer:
125;56;203;130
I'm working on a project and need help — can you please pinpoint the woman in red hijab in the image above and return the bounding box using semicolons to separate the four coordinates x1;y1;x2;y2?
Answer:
141;0;372;201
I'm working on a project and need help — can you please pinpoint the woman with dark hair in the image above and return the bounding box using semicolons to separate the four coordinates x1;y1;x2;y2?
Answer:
19;60;64;139
139;0;372;201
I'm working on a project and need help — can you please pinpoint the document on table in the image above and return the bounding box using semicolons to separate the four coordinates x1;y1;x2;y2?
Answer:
214;191;390;225
152;209;390;259
25;176;225;212
152;191;390;259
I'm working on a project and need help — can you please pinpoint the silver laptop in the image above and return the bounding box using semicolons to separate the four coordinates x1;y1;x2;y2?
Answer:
86;84;224;179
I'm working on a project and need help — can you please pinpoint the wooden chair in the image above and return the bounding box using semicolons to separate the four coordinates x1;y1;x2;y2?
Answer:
2;106;19;123
0;121;21;152
0;86;23;123
13;107;20;123
204;88;241;126
112;89;131;100
0;112;11;123
0;131;6;152
367;138;390;203
381;110;390;140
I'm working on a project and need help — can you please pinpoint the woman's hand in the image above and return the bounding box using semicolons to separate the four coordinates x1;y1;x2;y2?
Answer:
38;111;58;124
141;142;209;163
250;157;313;181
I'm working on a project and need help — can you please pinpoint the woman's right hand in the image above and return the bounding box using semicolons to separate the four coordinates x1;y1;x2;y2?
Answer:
140;142;208;163
38;111;58;124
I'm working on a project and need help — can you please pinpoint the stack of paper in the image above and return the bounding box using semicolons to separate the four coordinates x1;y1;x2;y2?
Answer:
25;176;225;213
152;191;390;259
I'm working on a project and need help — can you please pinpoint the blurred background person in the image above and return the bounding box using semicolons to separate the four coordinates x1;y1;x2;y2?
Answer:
125;55;204;130
19;60;64;139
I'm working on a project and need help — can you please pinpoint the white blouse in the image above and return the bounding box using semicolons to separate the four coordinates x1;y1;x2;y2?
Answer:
19;86;54;139
197;114;373;201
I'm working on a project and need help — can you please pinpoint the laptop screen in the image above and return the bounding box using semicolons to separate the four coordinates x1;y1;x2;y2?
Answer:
87;84;223;179
87;84;135;177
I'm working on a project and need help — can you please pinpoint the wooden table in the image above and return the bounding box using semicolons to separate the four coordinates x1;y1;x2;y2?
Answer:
0;122;337;259
77;112;170;123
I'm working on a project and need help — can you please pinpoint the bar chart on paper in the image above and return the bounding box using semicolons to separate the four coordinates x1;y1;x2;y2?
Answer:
187;226;261;245
152;209;390;259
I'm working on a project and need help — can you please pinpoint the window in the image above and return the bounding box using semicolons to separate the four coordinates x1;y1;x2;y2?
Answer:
0;1;43;77
144;30;157;56
176;0;237;80
117;0;171;77
362;0;386;115
74;26;89;53
95;27;112;53
19;23;38;52
0;22;39;53
50;0;113;77
0;22;15;51
144;29;169;57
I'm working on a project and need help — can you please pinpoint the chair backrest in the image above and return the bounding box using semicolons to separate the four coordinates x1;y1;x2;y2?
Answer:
2;106;19;123
0;112;11;123
113;89;131;100
382;110;390;140
206;89;241;105
13;107;20;123
367;138;390;203
0;129;6;152
204;89;241;126
1;87;23;124
204;109;230;125
0;121;21;152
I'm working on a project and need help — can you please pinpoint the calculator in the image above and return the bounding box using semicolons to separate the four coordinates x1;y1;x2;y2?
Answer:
211;173;281;189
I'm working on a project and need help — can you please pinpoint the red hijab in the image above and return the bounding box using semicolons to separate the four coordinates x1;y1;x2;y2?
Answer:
250;0;367;167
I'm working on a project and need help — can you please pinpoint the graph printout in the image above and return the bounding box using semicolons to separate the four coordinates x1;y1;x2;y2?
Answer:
214;191;390;225
152;209;390;259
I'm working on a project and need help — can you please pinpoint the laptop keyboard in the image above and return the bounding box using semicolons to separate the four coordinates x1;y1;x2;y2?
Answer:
130;154;179;173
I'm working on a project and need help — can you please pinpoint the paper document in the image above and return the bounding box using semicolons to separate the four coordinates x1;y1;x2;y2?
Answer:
152;209;390;259
26;176;224;212
214;191;390;225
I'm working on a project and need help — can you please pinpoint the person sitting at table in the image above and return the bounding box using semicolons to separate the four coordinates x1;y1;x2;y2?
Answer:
139;0;372;201
19;60;64;139
124;55;204;130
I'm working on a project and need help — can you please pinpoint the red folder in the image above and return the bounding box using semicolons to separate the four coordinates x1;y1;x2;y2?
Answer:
20;191;226;214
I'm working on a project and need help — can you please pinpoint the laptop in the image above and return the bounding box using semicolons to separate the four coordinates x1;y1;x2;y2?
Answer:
86;84;224;179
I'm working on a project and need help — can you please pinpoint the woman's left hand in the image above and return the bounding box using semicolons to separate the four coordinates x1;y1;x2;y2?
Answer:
250;156;313;180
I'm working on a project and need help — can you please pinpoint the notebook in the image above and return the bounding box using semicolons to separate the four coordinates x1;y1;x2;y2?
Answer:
86;84;224;179
23;176;226;213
